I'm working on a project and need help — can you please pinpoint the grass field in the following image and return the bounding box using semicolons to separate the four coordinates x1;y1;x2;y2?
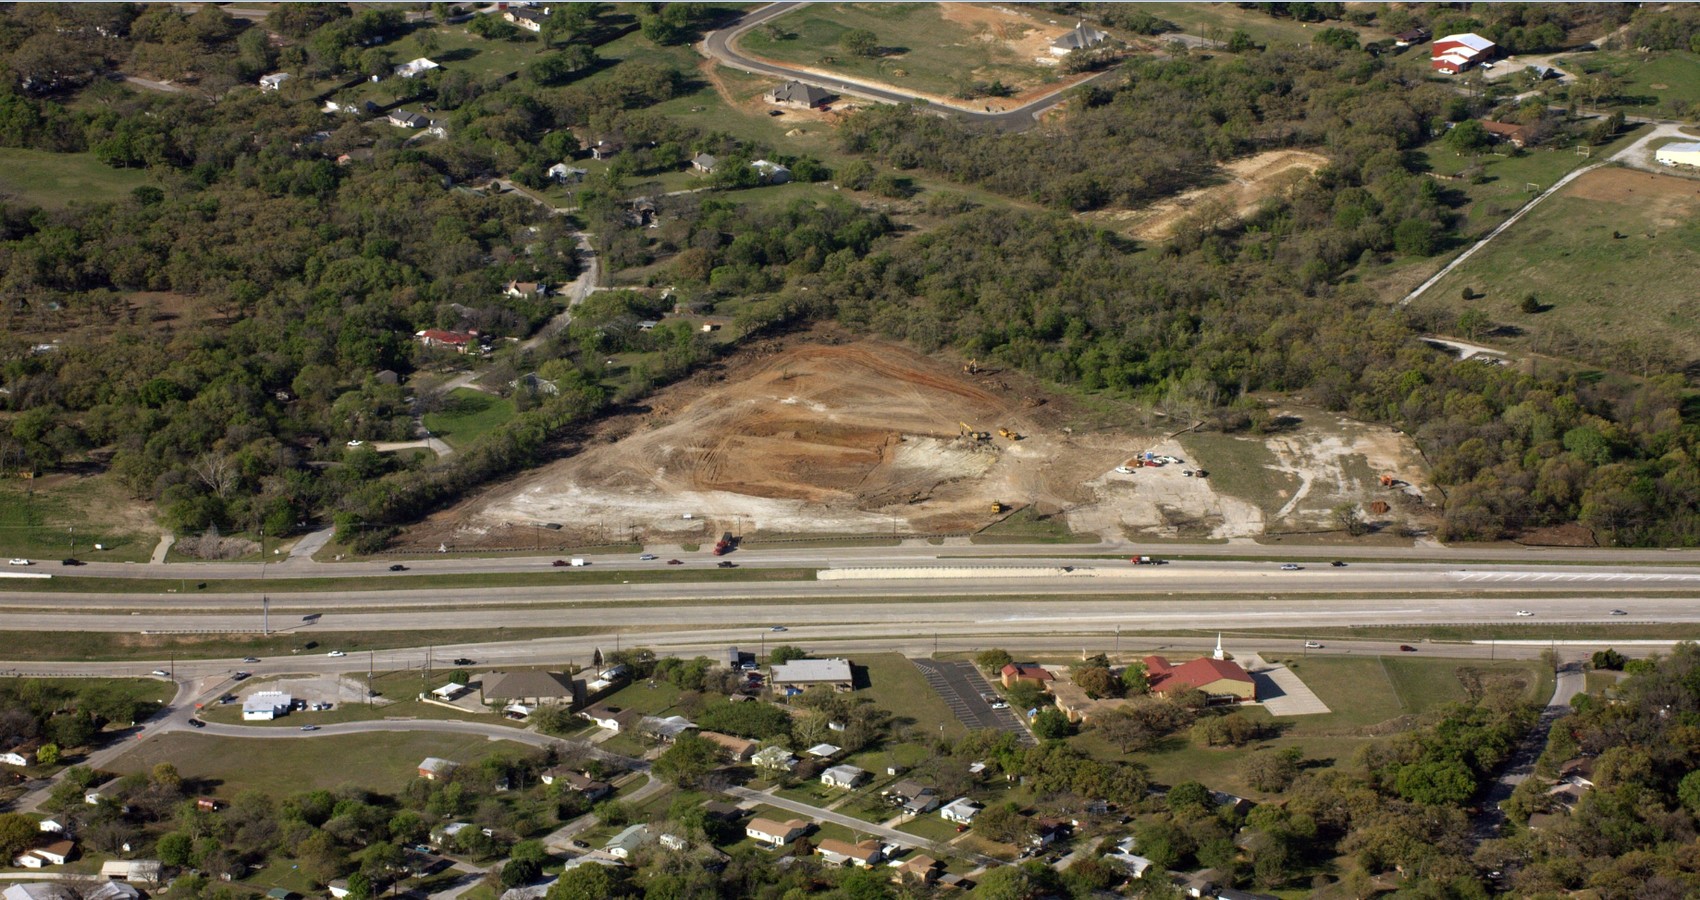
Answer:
0;148;152;208
113;731;534;797
856;653;969;740
1138;3;1389;47
1556;50;1700;117
424;388;516;450
1175;432;1300;522
1417;167;1700;363
741;3;1060;100
0;625;619;663
1076;655;1550;797
0;477;156;563
971;507;1099;544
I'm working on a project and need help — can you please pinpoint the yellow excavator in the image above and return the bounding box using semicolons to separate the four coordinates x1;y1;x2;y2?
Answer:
959;421;990;441
963;358;980;375
997;427;1022;441
989;501;1006;514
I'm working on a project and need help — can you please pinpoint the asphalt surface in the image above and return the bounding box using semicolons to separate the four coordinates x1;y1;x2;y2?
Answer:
913;659;1036;744
700;1;1123;132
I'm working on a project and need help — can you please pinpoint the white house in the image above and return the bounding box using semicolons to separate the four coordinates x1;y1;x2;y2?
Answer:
258;72;291;91
394;57;440;78
1051;21;1109;55
37;819;65;834
605;823;652;859
820;764;867;789
242;691;291;721
0;745;34;766
939;798;983;825
751;746;797;772
546;162;587;184
1656;141;1700;167
746;817;809;847
750;159;791;185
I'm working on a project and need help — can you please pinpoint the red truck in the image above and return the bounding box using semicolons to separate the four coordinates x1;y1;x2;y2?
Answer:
1130;556;1164;565
712;532;736;556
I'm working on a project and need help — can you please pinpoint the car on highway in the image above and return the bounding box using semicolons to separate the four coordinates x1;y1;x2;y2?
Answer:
639;554;657;561
1280;563;1302;570
188;718;206;728
1330;560;1347;567
7;558;30;566
389;564;408;572
1304;641;1323;649
242;656;260;663
61;558;83;566
327;650;347;657
552;559;570;567
1399;645;1418;652
1609;609;1627;616
718;560;737;568
1514;610;1534;617
453;658;475;666
151;669;170;677
770;626;787;632
667;559;683;565
300;725;320;732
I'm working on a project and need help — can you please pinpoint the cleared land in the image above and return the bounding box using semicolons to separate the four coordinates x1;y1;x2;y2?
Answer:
0;148;151;208
1078;149;1328;241
112;731;535;796
739;3;1071;107
422;337;1434;548
0;475;157;562
423;387;516;450
1418;167;1700;362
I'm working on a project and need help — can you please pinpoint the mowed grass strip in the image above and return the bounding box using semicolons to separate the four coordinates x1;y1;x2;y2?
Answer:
423;388;516;451
0;626;620;663
0;480;156;563
0;148;152;208
113;731;533;797
3;565;822;594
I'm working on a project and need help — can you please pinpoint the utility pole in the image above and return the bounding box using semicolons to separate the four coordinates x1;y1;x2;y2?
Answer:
369;650;375;706
262;596;269;637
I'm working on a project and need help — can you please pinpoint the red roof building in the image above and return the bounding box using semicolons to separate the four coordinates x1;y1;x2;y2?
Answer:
1142;655;1256;701
417;329;476;353
1431;33;1496;74
1001;663;1055;689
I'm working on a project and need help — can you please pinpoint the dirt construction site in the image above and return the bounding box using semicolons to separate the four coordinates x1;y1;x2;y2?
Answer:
412;336;1438;549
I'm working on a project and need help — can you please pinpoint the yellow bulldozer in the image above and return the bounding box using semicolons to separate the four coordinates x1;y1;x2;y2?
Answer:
997;427;1022;441
989;501;1007;514
959;421;991;441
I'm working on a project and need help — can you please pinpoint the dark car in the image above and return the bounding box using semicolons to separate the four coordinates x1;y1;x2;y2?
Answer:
1399;645;1417;652
60;558;84;566
389;564;408;571
569;839;590;850
552;559;570;567
453;658;475;666
717;561;737;568
188;718;206;728
233;671;251;680
667;559;683;565
1330;560;1347;567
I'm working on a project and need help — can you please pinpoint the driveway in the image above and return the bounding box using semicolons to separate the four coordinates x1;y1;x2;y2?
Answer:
723;784;999;866
1241;654;1330;716
911;659;1036;745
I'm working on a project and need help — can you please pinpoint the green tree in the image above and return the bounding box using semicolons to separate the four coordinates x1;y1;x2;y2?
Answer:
35;743;59;765
841;28;879;57
1520;293;1543;313
548;863;631;900
345;872;371;900
1032;707;1072;740
1445;119;1491;154
0;813;41;862
976;648;1013;672
1313;27;1359;50
770;645;807;664
156;831;195;867
1393;218;1439;256
1074;665;1117;698
1394;760;1476;806
1678;770;1700;815
1121;662;1149;695
1456;308;1491;340
654;732;721;787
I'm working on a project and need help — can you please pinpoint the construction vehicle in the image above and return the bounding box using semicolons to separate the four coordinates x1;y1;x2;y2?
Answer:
712;531;737;556
997;427;1022;441
1379;474;1395;487
963;359;979;375
959;421;990;442
989;501;1006;514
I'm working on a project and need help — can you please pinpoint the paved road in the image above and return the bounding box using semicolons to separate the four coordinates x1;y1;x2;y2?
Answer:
700;1;1123;132
541;774;665;853
1472;661;1584;841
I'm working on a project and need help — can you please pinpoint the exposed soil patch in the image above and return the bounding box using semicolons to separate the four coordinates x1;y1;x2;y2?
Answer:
403;334;1435;550
1561;166;1700;228
1080;149;1328;241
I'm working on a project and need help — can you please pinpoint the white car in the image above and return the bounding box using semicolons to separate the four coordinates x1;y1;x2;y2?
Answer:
1304;641;1323;649
639;554;657;561
150;669;170;677
7;558;30;566
346;440;364;447
327;650;347;657
1514;610;1534;617
1280;564;1302;570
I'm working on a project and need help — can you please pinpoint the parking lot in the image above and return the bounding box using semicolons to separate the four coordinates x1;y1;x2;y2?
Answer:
911;659;1036;745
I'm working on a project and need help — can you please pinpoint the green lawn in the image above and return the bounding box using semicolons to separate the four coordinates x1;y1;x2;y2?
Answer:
740;3;1060;101
0;477;156;563
896;812;964;843
112;731;535;797
970;507;1098;544
423;388;515;450
855;653;969;740
1416;169;1700;362
0;148;152;208
196;670;524;729
1555;50;1700;118
1175;432;1300;523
